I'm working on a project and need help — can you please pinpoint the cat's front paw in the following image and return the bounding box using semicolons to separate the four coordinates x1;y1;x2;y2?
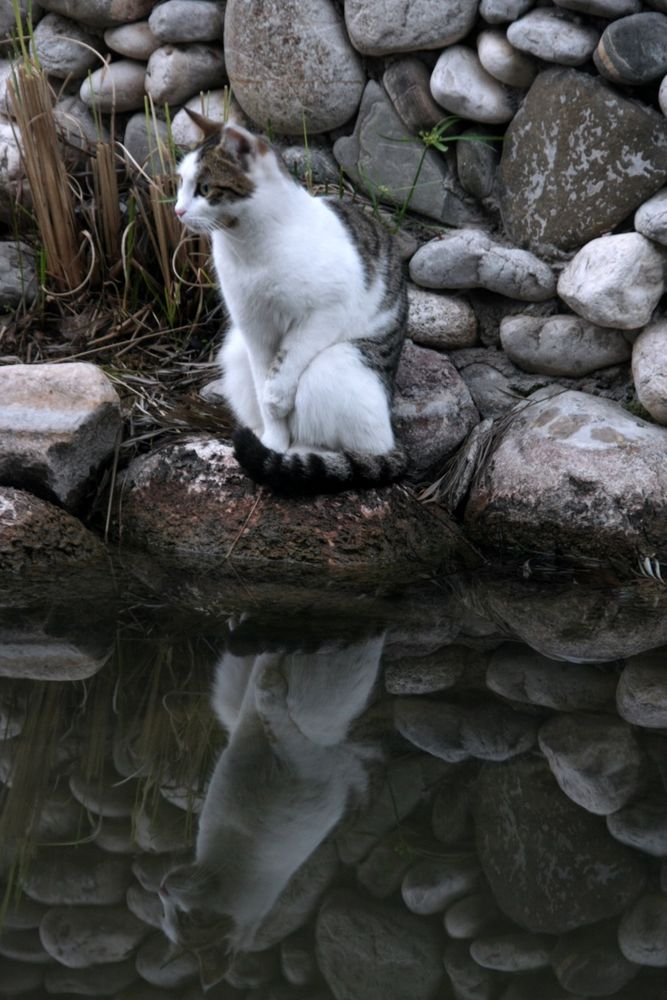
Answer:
260;422;290;453
263;378;294;420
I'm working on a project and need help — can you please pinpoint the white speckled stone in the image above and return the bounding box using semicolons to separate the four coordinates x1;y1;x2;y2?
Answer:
406;286;478;349
507;9;600;66
430;46;518;123
145;43;225;106
558;233;666;329
480;0;533;23
104;21;160;60
79;59;146;112
500;314;631;376
477;29;538;88
635;188;667;245
149;0;224;43
632;321;667;425
171;89;235;145
344;0;478;55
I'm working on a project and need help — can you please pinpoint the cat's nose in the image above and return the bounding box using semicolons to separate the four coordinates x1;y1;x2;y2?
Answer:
175;206;186;218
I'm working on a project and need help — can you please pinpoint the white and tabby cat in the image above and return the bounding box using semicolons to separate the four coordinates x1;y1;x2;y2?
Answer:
174;113;407;494
158;635;384;987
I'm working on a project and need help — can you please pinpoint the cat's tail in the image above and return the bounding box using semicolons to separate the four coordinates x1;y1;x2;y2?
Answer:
233;427;407;495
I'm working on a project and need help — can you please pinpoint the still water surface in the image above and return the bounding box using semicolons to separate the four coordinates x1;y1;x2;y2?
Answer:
0;564;666;1000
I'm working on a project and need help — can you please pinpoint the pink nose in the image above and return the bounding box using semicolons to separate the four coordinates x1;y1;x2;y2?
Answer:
175;207;185;218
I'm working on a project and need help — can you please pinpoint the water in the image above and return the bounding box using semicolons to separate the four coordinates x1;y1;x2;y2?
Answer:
0;561;666;1000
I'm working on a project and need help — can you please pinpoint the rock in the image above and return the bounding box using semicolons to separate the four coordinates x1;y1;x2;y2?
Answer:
0;123;24;225
39;0;153;27
393;340;480;478
21;848;131;905
431;764;478;845
145;43;224;105
500;314;631;376
394;697;537;762
499;69;667;253
44;958;138;995
0;957;43;994
410;230;556;301
606;794;667;856
382;58;444;133
558;234;665;330
148;0;224;43
0;362;121;511
456;126;501;201
538;713;644;815
69;764;138;818
444;893;501;939
225;0;364;134
355;828;417;899
507;10;599;65
53;95;110;163
281;931;318;987
595;13;667;85
345;0;477;55
470;931;553;971
279;140;340;187
551;922;638;995
334;81;481;226
123;113;170;176
0;487;107;577
0;241;37;308
385;643;482;695
464;388;667;563
480;0;533;21
474;758;647;933
477;29;538;88
32;13;101;78
316;889;445;1000
132;853;189;893
618;894;667;966
104;20;160;59
2;893;46;930
555;0;640;13
635;188;667;245
443;940;499;1000
171;89;237;145
134;796;193;853
430;46;519;124
94;816;137;854
487;643;617;710
632;322;667;425
406;287;478;350
79;58;147;112
114;437;468;583
0;0;42;40
0;927;50;963
617;649;667;727
661;75;667;118
126;884;164;929
401;856;481;914
136;934;199;990
39;905;148;967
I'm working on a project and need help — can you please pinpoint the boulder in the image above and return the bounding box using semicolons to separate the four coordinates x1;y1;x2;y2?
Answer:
39;905;148;967
594;12;667;85
0;362;121;510
464;387;667;564
224;0;365;134
32;12;102;78
550;922;638;995
344;0;478;55
113;437;468;584
487;643;617;710
500;314;631;376
499;69;667;253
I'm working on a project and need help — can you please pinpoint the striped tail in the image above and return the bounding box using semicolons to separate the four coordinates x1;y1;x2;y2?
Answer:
233;427;407;496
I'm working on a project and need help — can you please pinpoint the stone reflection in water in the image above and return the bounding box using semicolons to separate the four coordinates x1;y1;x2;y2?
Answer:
0;574;664;998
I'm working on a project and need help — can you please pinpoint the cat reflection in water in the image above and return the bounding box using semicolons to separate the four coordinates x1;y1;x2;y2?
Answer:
159;635;384;987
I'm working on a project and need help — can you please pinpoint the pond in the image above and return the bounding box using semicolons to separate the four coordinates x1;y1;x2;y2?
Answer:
0;560;666;1000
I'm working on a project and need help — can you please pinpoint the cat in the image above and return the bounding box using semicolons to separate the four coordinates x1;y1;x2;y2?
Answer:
174;112;408;495
158;634;385;988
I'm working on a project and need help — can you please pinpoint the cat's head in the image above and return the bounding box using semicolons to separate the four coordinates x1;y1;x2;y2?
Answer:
159;861;236;989
174;113;282;232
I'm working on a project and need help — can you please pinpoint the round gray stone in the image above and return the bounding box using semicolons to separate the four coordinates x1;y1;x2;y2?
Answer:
632;322;667;426
406;286;478;350
104;20;160;59
470;931;553;971
507;9;600;66
430;45;519;123
456;126;501;201
79;59;147;112
551;922;639;995
606;796;667;856
145;44;225;106
44;958;138;995
345;0;478;55
443;940;499;999
382;58;445;133
635;188;667;245
39;905;148;967
148;0;224;43
618;894;667;966
487;643;617;710
594;13;667;85
32;12;101;78
401;856;481;915
477;29;538;88
69;764;138;818
500;314;631;376
555;0;640;13
480;0;533;22
617;648;667;727
37;0;153;28
21;848;132;905
443;893;500;939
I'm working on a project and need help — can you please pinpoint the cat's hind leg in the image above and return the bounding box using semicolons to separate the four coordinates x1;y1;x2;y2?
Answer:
217;327;263;434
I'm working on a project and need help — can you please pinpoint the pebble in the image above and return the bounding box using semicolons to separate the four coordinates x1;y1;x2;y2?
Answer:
132;852;189;892
281;931;318;987
538;713;644;815
410;229;556;302
104;21;160;60
69;763;137;818
617;648;667;726
443;893;501;939
393;341;480;478
344;0;478;55
430;45;519;124
477;29;538;88
595;13;667;85
80;58;147;113
456;126;501;200
606;794;667;856
382;58;444;133
0;241;37;308
557;233;666;330
507;9;600;66
134;796;193;853
53;96;110;163
171;90;232;145
635;188;667;245
148;0;225;43
618;894;667;966
21;848;131;905
0;927;51;963
660;75;667;117
123;112;170;176
551;923;639;995
225;0;365;135
145;44;225;106
632;322;667;426
443;940;499;1000
39;905;148;967
480;0;534;22
470;931;553;972
401;856;481;915
94;816;138;854
37;0;154;28
487;643;617;710
355;829;416;898
499;314;631;377
126;883;164;928
32;12;101;78
45;958;138;995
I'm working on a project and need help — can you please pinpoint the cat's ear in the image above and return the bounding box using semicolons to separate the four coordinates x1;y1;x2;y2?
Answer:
184;107;222;140
220;125;270;167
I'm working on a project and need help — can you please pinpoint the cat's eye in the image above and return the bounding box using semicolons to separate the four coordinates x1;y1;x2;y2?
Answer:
197;181;212;197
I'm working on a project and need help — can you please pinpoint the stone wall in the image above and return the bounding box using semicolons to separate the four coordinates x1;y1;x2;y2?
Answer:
2;0;667;562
